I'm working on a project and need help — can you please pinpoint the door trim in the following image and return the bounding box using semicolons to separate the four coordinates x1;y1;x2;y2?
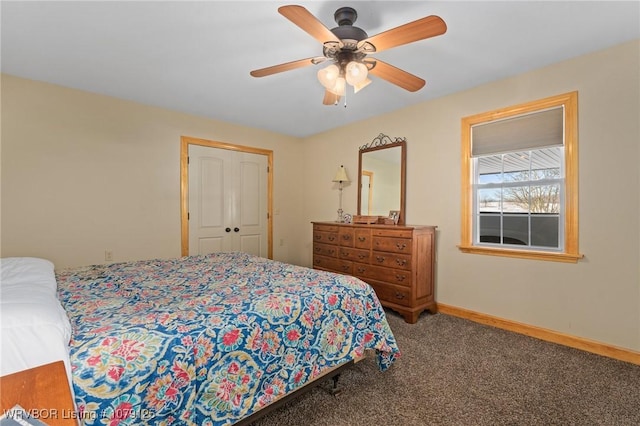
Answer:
180;136;273;258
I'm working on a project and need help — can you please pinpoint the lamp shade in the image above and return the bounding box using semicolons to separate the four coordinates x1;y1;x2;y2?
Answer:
333;165;350;183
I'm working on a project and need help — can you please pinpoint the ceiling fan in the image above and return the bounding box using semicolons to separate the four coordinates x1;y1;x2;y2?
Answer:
250;5;447;105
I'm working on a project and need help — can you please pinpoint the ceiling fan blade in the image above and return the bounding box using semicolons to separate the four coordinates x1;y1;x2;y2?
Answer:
369;59;426;92
361;15;446;53
278;5;340;45
250;57;316;78
323;90;340;105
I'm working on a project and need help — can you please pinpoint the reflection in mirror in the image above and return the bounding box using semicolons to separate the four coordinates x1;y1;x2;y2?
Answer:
361;147;401;214
358;134;406;225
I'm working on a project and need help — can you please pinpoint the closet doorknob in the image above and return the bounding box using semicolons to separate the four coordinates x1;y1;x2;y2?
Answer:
234;227;240;232
225;228;231;232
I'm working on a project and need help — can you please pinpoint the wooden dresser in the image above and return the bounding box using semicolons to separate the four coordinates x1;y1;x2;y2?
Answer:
312;221;436;323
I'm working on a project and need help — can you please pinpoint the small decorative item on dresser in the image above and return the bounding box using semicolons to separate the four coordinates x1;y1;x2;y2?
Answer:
353;215;379;224
343;213;353;224
389;210;400;225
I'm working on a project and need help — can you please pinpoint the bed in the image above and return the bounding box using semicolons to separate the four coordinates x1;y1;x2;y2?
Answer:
5;252;400;425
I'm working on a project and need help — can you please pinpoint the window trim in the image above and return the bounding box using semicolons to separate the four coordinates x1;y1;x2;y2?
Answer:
459;91;583;263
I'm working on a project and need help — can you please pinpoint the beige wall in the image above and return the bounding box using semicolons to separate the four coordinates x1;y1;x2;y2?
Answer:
301;39;640;351
2;40;638;352
0;75;307;268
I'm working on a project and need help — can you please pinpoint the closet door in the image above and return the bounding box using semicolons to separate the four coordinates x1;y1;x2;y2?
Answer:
188;145;267;257
233;151;268;256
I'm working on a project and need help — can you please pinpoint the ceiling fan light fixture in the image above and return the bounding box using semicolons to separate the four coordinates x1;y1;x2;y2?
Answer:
345;60;368;85
251;5;448;104
328;76;346;96
353;77;372;94
317;64;340;89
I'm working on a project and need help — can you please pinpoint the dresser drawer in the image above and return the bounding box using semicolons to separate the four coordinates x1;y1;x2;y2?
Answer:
313;230;338;244
367;281;412;307
315;224;339;233
338;227;355;246
313;255;352;274
333;261;353;275
313;242;338;257
372;228;414;238
339;247;370;263
354;229;372;249
372;236;412;254
371;251;411;270
354;264;412;287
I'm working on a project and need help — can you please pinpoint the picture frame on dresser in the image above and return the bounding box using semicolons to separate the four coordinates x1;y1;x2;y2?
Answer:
388;210;400;225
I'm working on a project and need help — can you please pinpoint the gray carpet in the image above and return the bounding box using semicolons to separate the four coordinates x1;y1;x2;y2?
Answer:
252;310;640;425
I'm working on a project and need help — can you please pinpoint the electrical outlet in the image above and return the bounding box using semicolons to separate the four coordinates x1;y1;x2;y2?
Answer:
105;250;113;261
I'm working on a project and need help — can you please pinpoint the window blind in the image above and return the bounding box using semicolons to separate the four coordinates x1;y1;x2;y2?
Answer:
471;106;564;156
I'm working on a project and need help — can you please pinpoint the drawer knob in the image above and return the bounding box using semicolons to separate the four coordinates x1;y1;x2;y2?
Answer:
342;265;350;271
396;243;407;250
396;259;407;266
376;256;385;263
357;267;366;273
342;235;351;240
328;236;336;241
358;237;366;242
395;292;405;300
341;251;349;257
358;254;366;259
395;274;406;282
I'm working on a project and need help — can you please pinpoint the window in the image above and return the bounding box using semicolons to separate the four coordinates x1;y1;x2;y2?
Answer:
459;92;582;262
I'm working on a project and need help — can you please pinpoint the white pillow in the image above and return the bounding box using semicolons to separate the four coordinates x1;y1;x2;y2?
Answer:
0;257;72;387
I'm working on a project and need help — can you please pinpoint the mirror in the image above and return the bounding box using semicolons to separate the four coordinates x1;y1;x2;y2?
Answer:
357;135;406;225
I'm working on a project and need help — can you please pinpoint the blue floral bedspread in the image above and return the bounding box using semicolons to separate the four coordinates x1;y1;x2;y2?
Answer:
56;252;400;425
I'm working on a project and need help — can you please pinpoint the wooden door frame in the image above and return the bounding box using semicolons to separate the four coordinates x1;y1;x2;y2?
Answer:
180;136;273;259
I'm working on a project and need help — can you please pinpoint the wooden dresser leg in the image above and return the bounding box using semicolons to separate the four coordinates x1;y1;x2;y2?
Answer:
403;310;420;324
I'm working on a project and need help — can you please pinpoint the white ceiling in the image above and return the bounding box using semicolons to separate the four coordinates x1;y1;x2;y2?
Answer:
2;1;638;138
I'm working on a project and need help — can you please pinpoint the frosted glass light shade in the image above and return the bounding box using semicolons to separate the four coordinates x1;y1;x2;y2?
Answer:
345;61;368;85
353;78;372;94
328;77;346;96
317;64;340;89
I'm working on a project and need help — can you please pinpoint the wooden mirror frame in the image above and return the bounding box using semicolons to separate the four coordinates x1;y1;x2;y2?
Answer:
357;135;407;225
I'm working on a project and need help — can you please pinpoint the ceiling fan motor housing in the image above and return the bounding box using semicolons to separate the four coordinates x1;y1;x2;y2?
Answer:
330;7;368;43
